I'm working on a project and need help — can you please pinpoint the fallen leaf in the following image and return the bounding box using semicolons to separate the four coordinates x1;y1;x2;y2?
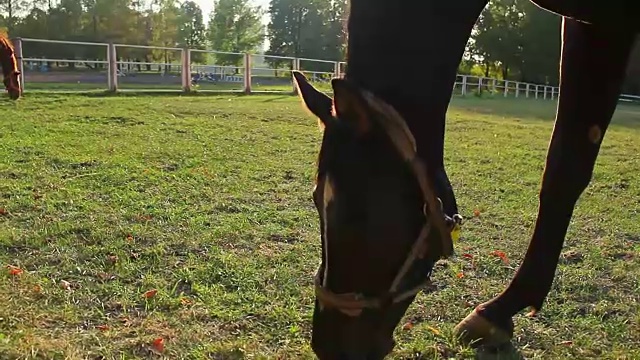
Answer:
96;324;109;331
180;297;193;306
462;253;474;259
126;234;134;242
7;265;23;276
456;272;464;278
107;255;118;264
402;322;413;331
0;208;8;215
491;250;509;264
137;214;152;221
33;285;42;293
561;250;583;264
473;209;481;217
143;289;158;299
151;337;165;354
426;325;441;336
97;272;115;281
60;280;72;290
558;340;573;346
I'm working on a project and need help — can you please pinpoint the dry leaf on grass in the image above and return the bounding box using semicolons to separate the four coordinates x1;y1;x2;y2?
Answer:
150;337;165;354
59;280;72;291
490;250;509;264
143;289;158;299
426;325;441;336
7;265;23;276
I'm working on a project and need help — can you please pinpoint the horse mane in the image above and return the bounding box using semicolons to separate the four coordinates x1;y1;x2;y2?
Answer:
0;34;19;78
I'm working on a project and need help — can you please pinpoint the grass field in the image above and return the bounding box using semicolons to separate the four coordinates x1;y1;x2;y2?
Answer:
1;93;639;359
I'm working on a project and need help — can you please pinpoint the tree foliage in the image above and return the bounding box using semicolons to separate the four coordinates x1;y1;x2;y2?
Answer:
266;0;346;72
468;0;560;84
0;0;637;92
207;0;264;66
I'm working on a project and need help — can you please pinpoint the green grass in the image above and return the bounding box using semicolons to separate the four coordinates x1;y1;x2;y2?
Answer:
23;81;332;93
0;94;639;359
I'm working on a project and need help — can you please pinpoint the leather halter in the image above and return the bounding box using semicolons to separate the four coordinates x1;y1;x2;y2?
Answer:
314;89;459;317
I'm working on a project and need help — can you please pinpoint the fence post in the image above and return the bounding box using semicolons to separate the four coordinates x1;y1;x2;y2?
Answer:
526;83;530;98
13;37;24;93
461;75;467;96
292;58;300;94
243;53;252;94
334;61;340;78
107;43;118;92
515;82;519;98
504;80;509;97
543;86;548;100
181;47;191;93
477;77;483;94
535;85;539;99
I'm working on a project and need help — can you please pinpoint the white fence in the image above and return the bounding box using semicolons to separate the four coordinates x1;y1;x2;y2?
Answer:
10;37;640;103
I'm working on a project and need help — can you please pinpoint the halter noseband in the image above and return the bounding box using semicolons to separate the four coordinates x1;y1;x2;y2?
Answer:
314;89;460;317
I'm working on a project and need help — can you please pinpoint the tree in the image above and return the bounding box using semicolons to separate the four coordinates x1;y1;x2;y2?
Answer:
150;0;181;71
208;0;265;67
0;0;29;33
472;0;526;80
518;1;560;84
178;0;207;63
266;0;345;73
623;37;640;95
467;0;562;85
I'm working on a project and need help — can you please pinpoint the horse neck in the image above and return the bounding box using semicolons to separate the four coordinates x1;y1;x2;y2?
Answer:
0;36;18;79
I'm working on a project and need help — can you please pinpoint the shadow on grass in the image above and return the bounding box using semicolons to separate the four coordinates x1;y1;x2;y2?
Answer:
11;90;640;129
474;343;525;360
451;95;640;129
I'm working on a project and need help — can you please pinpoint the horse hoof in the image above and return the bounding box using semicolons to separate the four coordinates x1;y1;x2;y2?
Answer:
453;309;513;348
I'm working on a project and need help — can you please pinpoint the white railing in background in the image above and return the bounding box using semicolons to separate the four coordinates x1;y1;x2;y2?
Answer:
10;37;639;103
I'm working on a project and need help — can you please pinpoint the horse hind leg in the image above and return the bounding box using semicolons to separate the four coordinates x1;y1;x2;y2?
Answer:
454;17;637;348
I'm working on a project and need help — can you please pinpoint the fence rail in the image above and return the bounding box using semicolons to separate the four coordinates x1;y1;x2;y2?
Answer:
10;37;639;103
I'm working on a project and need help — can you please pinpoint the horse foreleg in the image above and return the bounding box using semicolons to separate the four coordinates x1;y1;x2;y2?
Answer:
455;17;637;347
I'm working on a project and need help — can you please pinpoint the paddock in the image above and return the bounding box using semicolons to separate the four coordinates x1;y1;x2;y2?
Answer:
1;94;639;358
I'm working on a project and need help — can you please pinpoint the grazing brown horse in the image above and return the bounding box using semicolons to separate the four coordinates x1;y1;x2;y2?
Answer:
292;0;638;358
1;35;22;100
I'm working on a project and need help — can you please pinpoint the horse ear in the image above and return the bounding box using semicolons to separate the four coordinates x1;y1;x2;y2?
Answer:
292;71;334;127
330;78;371;136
